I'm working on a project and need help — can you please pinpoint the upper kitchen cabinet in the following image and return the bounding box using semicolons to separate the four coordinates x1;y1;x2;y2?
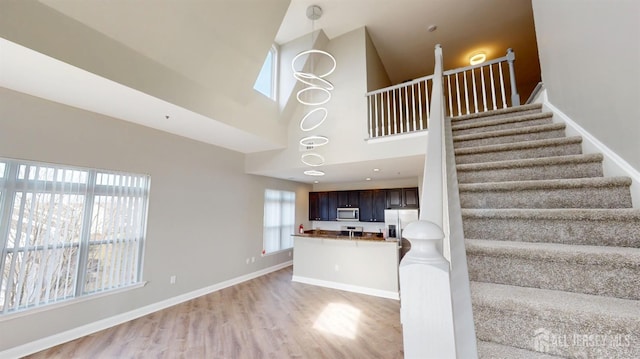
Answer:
386;187;420;209
309;191;338;221
337;190;359;208
359;190;386;222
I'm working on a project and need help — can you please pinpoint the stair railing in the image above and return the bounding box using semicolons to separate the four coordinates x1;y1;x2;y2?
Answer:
399;44;477;358
366;49;520;139
444;48;520;117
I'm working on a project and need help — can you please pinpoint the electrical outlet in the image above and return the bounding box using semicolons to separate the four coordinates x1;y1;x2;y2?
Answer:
170;275;176;284
251;256;255;263
334;264;340;272
246;258;250;264
289;251;292;257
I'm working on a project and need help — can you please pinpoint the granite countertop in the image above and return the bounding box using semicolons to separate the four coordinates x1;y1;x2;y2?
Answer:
293;229;392;242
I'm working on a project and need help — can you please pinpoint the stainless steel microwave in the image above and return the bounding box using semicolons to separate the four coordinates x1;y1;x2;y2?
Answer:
337;208;359;221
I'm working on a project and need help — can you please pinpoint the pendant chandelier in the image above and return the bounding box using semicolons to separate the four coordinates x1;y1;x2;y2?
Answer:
292;5;336;178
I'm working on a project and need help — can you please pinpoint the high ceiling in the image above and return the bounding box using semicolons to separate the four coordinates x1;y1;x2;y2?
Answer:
276;0;540;90
0;0;541;184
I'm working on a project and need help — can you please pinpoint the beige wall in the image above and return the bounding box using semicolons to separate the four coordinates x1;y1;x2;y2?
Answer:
0;87;310;351
0;1;289;149
365;28;392;92
245;27;428;178
532;0;640;171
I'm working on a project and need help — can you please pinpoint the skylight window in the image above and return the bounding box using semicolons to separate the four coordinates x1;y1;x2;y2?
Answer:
254;45;278;100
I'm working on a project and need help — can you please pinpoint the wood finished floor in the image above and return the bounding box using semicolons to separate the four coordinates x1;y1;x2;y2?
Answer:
25;266;403;358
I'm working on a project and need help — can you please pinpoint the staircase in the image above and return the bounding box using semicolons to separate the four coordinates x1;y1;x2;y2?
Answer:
451;103;640;358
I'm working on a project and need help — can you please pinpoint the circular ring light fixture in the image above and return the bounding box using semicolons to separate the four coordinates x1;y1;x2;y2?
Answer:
301;153;325;166
300;135;329;147
292;49;337;78
304;169;325;176
296;86;331;106
293;71;335;91
469;52;487;66
300;107;328;132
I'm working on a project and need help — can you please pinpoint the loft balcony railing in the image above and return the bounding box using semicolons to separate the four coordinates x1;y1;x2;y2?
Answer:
365;48;520;139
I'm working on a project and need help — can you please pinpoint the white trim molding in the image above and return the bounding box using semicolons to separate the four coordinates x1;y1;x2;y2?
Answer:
1;261;293;359
292;275;400;300
541;90;640;207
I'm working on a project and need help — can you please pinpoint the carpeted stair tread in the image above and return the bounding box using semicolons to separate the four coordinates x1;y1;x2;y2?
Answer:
452;103;543;123
452;112;554;136
471;282;640;358
462;207;640;221
462;208;640;247
459;177;633;209
454;136;583;164
453;123;566;149
466;239;640;299
457;153;603;183
459;176;631;192
477;340;564;359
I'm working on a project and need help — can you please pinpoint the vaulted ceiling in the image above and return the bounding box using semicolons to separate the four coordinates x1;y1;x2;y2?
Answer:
0;0;540;183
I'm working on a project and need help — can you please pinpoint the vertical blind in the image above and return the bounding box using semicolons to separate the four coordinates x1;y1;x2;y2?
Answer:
0;158;149;315
263;189;295;254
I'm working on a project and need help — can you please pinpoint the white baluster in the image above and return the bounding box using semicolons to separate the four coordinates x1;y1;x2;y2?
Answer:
472;68;478;114
386;91;391;136
404;86;410;133
368;96;373;138
480;66;488;112
393;89;398;134
455;73;461;117
463;70;470;115
412;83;417;131
489;64;497;110
374;93;379;137
418;81;424;130
499;62;507;109
446;75;453;117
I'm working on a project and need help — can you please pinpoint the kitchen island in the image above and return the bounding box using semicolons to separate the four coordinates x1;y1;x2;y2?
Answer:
292;230;400;299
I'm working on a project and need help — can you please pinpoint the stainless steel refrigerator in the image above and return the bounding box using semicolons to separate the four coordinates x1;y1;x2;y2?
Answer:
384;209;419;257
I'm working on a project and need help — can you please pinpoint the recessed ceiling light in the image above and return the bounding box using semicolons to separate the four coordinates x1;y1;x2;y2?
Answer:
314;180;319;183
373;168;380;172
365;177;371;181
427;24;438;32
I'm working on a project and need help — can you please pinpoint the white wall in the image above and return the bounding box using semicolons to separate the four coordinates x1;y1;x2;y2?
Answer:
531;0;640;171
0;87;310;351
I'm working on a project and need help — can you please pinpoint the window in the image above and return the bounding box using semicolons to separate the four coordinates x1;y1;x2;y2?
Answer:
263;189;295;254
254;45;278;100
0;158;149;315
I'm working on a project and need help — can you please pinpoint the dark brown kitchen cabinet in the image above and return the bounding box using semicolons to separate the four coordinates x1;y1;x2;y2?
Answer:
309;191;338;221
308;192;321;220
337;190;359;208
359;190;386;222
386;187;420;209
327;191;338;221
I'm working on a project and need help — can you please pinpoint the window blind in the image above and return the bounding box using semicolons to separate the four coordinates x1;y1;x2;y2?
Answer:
263;189;295;254
0;158;149;314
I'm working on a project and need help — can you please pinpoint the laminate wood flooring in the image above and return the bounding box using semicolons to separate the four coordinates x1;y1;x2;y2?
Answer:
25;266;404;358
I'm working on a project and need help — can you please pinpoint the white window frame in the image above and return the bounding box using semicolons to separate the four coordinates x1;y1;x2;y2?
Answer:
0;158;150;315
254;44;279;101
262;189;295;255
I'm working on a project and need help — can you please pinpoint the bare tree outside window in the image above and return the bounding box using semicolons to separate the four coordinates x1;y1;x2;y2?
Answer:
0;159;149;315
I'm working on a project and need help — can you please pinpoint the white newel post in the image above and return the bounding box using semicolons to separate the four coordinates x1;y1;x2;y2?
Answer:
399;44;457;359
400;221;456;358
506;48;520;106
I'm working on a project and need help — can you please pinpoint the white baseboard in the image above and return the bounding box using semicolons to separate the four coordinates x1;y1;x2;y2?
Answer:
542;92;640;208
0;261;293;359
291;275;399;300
